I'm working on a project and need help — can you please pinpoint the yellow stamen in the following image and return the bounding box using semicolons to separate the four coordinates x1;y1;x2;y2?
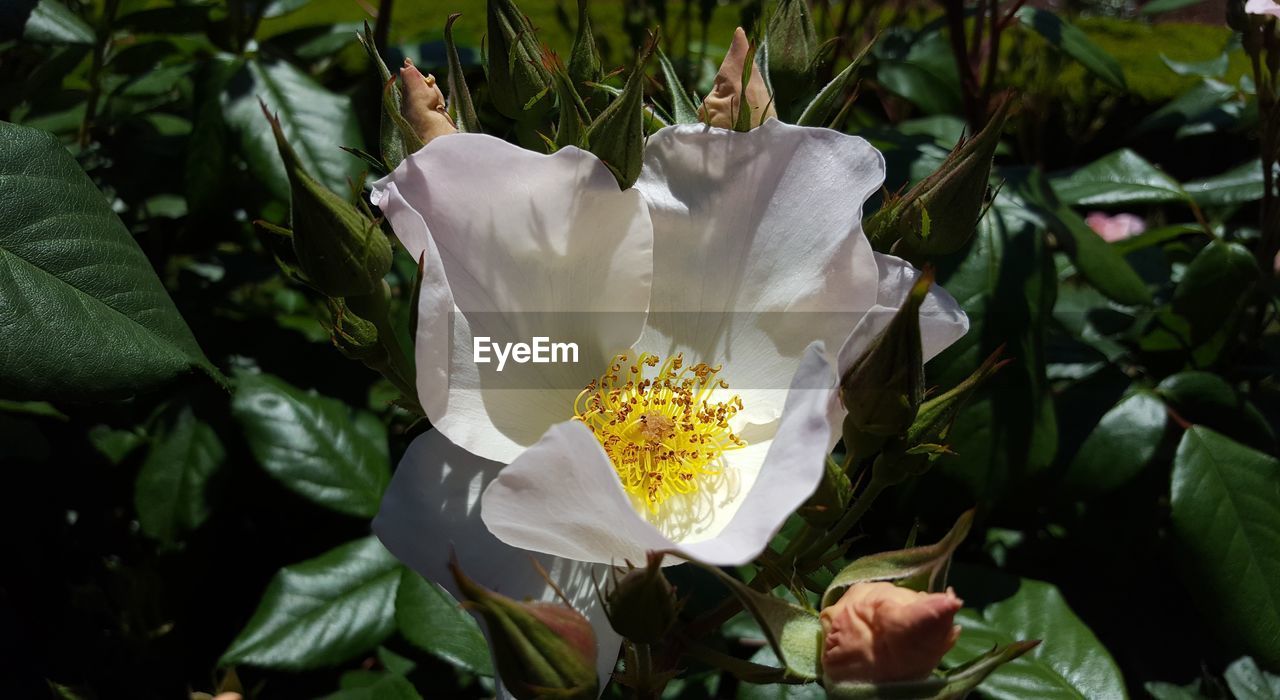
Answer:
573;352;746;512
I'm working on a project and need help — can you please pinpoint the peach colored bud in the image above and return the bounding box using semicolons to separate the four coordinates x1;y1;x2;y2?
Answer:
819;581;963;684
400;58;457;146
1084;211;1146;243
699;27;777;129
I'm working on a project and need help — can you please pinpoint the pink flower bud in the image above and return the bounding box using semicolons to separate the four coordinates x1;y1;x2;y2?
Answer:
1084;212;1146;243
400;58;457;146
700;27;777;129
819;581;963;684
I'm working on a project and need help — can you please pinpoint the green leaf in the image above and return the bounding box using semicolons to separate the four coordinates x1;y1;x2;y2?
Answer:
1172;240;1259;343
221;537;401;670
1016;8;1126;90
222;58;365;203
1064;390;1166;493
1052;206;1153;306
1225;657;1280;700
134;403;225;544
798;40;873;128
1050;149;1186;207
1111;224;1203;255
737;647;827;699
1144;679;1216;700
22;0;93;44
319;670;423;700
875;28;963;115
231;373;390;517
0;121;216;401
944;568;1127;699
1157;372;1276;453
1171;427;1280;668
1184;160;1267;206
395;569;493;675
88;425;145;464
823;510;973;608
656;45;700;125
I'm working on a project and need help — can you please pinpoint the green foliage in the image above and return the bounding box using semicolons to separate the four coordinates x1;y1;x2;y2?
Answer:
395;570;493;675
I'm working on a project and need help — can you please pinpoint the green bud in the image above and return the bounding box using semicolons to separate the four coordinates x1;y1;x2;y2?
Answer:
766;0;817;111
874;347;1009;483
450;556;598;700
800;457;853;526
568;0;603;90
356;21;405;170
487;0;554;121
545;51;591;149
585;33;656;189
327;297;380;361
840;270;932;437
604;551;679;643
260;102;392;297
865;95;1012;259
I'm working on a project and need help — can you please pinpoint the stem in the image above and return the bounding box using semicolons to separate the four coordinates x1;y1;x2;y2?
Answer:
79;0;120;148
346;288;422;412
943;0;981;128
795;476;888;566
632;643;660;699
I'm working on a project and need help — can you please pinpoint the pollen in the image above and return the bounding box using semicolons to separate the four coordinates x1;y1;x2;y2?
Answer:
573;352;746;512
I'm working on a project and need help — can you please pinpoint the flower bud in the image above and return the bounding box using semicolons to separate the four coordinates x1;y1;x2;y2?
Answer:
767;0;817;111
568;0;603;90
840;270;931;437
260;102;392;297
450;556;598;699
585;33;655;188
700;27;777;130
820;582;962;684
400;59;458;146
866;95;1012;259
604;551;679;643
487;0;554;121
874;347;1009;483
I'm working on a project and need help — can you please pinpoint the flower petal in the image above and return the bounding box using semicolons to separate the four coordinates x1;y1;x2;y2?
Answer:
481;342;837;568
678;342;838;565
634;121;884;425
372;430;621;692
480;420;676;565
371;134;653;463
836;252;969;374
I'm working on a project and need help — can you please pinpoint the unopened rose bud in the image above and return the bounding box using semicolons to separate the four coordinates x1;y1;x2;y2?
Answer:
400;59;458;147
487;0;554;120
605;551;679;643
700;27;777;130
450;556;598;699
820;582;963;684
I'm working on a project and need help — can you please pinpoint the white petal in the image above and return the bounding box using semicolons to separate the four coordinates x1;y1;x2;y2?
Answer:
371;134;653;463
481;342;837;568
678;342;838;566
634;121;885;424
835;252;970;373
373;430;621;692
481;421;676;565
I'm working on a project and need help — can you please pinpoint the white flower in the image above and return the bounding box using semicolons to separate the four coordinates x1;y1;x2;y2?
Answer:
369;120;968;691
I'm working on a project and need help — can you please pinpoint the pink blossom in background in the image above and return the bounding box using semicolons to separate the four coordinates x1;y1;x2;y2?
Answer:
1246;0;1280;18
1085;212;1147;243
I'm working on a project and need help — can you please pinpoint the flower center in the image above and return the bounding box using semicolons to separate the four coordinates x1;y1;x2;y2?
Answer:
573;352;746;512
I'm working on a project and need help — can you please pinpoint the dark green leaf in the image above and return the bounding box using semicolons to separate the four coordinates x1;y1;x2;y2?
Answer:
134;403;225;544
1111;224;1203;255
1156;372;1276;453
1171;427;1280;668
1145;679;1215;700
0;121;216;401
318;670;423;700
1172;240;1259;342
1016;8;1126;90
232;373;390;517
22;0;93;44
1050;149;1186;207
222;58;365;202
874;28;963;115
221;537;400;669
395;569;493;675
1141;0;1205;15
944;567;1128;698
1184;160;1266;206
1064;390;1166;493
88;425;145;464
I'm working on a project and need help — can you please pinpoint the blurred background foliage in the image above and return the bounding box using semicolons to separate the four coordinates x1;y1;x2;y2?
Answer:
1;0;1278;698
